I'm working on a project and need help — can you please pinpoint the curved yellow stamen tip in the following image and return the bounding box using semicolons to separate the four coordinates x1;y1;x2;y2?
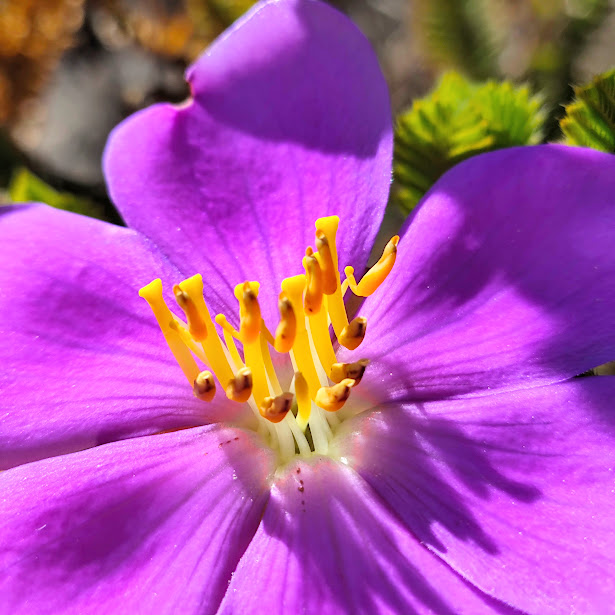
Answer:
173;285;207;342
235;281;261;344
303;248;323;315
226;366;253;403
294;371;311;430
139;279;200;384
260;393;294;423
274;292;296;353
193;371;216;401
315;378;355;412
315;230;338;295
345;236;399;297
330;359;369;384
339;316;367;350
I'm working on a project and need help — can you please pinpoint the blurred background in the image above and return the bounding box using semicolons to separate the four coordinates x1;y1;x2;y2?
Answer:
1;0;614;220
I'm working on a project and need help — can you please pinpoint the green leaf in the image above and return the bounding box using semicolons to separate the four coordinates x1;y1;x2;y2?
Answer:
560;68;615;152
393;72;544;213
7;167;105;219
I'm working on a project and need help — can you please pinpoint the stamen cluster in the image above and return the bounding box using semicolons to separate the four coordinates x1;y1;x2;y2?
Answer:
140;216;398;460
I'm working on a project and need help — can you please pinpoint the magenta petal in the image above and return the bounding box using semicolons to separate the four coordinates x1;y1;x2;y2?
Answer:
0;205;248;470
335;377;615;614
0;425;274;615
219;457;520;615
104;0;392;324
353;145;615;401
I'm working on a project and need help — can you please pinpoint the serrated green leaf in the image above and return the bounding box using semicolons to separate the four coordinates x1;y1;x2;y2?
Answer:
7;168;105;219
393;72;545;213
560;69;615;152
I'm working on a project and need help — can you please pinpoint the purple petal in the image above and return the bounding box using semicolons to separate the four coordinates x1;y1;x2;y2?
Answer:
351;145;615;401
219;457;520;615
335;377;615;614
0;205;249;470
0;424;274;615
104;0;392;324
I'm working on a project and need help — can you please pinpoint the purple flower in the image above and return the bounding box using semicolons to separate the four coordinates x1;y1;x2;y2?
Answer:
2;0;615;613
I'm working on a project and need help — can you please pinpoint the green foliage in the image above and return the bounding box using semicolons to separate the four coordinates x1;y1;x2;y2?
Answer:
414;0;497;81
560;69;615;152
393;72;544;212
7;168;104;219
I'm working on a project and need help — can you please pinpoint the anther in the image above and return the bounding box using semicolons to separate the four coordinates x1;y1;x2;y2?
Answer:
303;249;323;314
345;236;399;297
315;378;355;412
330;359;369;384
193;371;216;401
173;282;208;342
260;392;294;423
235;282;261;344
274;293;296;353
315;231;338;295
339;316;367;350
225;367;253;403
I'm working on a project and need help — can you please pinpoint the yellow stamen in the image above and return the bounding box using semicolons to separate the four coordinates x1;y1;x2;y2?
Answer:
173;285;208;342
235;281;261;344
330;359;369;384
176;275;234;387
345;236;399;297
281;275;321;398
234;282;269;406
294;371;311;430
315;378;355;412
226;367;253;403
139;279;200;384
315;217;350;341
274;293;296;353
215;314;244;371
260;393;293;423
303;248;323;315
339;316;367;351
306;305;337;378
261;333;283;396
193;371;216;401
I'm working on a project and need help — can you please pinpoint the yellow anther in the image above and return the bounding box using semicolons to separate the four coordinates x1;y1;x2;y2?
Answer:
139;279;200;385
260;393;294;424
173;282;208;342
226;367;253;403
193;371;216;401
345;236;399;297
339;316;367;350
274;293;296;353
315;231;338;295
314;216;350;340
303;248;323;315
315;378;355;412
330;359;369;384
234;281;261;344
281;275;321;397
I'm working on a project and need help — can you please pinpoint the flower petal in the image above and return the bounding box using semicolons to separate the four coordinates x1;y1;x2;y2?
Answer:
334;377;615;614
0;425;274;615
352;145;615;401
0;205;250;470
219;456;520;615
104;0;392;324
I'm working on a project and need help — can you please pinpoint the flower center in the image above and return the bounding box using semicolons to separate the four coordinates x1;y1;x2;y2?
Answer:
139;216;398;463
